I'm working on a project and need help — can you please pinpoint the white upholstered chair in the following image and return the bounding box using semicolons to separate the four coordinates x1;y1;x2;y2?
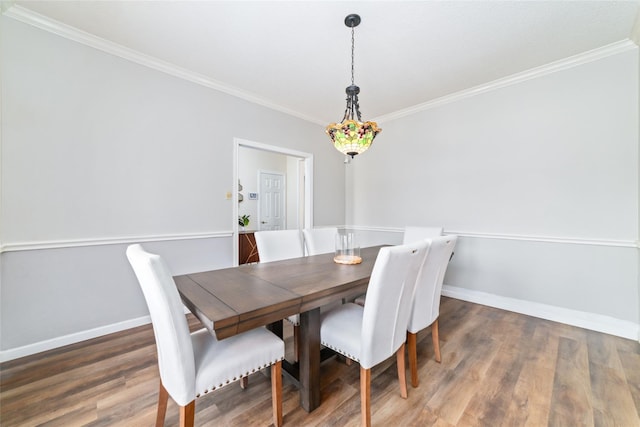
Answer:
126;244;284;427
254;229;305;358
354;226;443;307
302;227;338;255
407;235;457;387
320;241;429;427
303;227;347;329
254;229;304;263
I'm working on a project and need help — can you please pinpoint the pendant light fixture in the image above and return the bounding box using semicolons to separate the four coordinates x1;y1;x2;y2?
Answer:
326;14;381;158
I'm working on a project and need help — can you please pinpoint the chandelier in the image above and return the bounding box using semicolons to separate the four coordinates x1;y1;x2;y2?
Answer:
326;14;381;158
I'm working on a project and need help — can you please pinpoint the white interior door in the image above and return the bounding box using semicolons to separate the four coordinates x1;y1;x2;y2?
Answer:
259;171;285;230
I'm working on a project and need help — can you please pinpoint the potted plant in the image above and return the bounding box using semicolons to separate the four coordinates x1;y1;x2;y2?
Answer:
238;214;250;230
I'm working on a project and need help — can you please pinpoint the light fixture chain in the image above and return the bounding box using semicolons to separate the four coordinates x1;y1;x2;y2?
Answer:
351;25;355;86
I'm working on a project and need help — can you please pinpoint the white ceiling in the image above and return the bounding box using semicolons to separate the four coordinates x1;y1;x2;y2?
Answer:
9;1;640;125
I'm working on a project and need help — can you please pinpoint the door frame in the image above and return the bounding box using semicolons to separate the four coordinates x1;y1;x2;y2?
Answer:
233;138;314;266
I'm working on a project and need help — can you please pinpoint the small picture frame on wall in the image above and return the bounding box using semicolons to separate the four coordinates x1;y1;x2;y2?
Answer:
249;192;258;200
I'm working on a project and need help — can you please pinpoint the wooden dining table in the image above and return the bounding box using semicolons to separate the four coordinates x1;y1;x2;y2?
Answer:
174;245;383;412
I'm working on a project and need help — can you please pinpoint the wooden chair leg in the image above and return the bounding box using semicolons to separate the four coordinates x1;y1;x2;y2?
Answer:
360;366;371;427
271;361;283;427
156;382;169;427
407;331;419;388
179;401;195;427
396;342;408;399
432;318;441;363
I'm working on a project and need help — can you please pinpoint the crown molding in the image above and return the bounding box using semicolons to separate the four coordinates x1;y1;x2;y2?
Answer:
631;6;640;46
3;5;638;130
2;5;325;126
0;0;14;14
373;40;638;123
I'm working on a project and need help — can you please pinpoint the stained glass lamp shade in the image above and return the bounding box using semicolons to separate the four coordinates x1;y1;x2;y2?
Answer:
326;14;381;158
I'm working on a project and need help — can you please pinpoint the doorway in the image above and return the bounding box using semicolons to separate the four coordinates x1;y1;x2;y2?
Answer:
233;138;313;265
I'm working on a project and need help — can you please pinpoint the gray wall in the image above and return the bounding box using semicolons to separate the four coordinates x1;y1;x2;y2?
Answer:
348;46;639;335
1;13;638;360
0;16;346;358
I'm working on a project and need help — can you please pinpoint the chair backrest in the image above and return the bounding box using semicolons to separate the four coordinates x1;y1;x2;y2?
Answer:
407;235;457;334
254;229;304;263
126;244;195;406
403;226;443;244
303;227;338;255
360;240;429;369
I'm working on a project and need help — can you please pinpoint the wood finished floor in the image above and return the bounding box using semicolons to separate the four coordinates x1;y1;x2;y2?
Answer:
1;297;639;426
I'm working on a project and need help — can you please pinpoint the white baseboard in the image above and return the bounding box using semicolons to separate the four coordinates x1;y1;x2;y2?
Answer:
0;315;152;363
3;288;637;362
0;306;196;363
442;285;639;341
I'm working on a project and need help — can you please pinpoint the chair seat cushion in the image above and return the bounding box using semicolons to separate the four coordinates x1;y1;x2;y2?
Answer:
320;303;364;362
191;327;284;397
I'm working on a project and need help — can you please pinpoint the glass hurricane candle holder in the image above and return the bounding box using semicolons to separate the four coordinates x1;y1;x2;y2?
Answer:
334;232;362;265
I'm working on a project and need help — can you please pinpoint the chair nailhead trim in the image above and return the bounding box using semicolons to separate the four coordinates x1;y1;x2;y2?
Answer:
195;356;285;397
321;341;359;362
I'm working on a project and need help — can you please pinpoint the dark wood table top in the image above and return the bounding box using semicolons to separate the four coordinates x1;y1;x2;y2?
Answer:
174;245;382;339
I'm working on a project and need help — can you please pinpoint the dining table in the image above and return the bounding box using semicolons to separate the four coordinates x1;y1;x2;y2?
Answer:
173;244;383;412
